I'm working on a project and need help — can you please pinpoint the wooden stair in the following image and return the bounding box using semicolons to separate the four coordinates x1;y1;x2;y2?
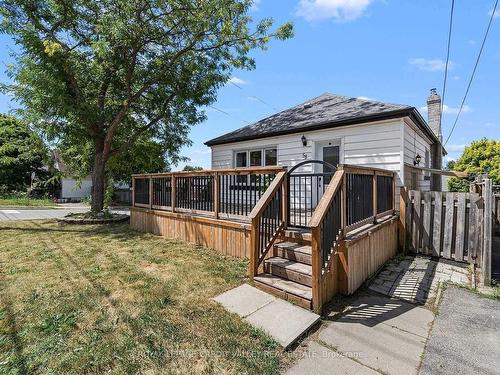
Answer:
253;232;314;310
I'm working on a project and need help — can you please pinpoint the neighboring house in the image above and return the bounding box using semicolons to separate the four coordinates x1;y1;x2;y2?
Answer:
205;89;446;207
52;150;93;200
52;151;132;203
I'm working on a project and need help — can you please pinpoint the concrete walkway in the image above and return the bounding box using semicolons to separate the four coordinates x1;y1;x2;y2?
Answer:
213;284;320;349
287;293;434;374
368;255;469;305
420;287;500;375
0;208;129;221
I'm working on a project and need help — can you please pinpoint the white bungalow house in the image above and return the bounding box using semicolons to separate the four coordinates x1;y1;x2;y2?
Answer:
205;89;446;209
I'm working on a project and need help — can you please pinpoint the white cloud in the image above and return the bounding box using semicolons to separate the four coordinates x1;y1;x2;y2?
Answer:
445;156;456;163
296;0;374;22
484;122;497;128
489;9;500;19
357;96;376;101
409;58;454;72
419;104;471;115
227;76;247;86
446;144;466;152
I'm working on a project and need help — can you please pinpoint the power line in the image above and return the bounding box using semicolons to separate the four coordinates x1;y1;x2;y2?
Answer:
228;80;281;112
441;0;455;126
208;105;251;124
247;96;280;112
444;0;498;145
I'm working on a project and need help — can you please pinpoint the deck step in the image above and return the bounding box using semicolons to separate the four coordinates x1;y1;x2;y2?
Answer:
275;242;312;265
254;274;312;310
264;256;312;287
282;229;312;244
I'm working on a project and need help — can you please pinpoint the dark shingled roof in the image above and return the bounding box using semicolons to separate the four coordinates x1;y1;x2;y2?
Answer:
205;93;439;146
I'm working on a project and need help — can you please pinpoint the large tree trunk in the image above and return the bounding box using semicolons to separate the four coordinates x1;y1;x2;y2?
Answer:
91;140;106;212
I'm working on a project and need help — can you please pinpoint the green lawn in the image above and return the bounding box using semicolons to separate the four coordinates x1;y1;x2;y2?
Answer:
0;196;55;207
0;221;286;374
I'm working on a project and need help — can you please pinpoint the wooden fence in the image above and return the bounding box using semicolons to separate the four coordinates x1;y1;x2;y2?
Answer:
401;177;494;285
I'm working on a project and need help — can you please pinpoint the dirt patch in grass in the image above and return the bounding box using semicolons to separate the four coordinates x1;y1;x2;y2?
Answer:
0;221;287;374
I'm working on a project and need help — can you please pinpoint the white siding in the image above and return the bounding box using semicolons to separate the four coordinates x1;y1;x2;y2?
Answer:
211;119;406;209
211;119;402;171
61;177;92;199
402;119;434;191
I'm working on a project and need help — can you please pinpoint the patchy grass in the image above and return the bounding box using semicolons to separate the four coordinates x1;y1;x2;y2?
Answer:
0;221;285;374
0;196;55;207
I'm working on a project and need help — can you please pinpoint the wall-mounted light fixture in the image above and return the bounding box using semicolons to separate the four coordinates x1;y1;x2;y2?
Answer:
413;153;422;166
301;135;307;147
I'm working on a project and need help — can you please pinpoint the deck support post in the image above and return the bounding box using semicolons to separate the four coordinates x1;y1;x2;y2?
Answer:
249;217;259;278
311;225;322;314
399;187;408;253
372;171;377;224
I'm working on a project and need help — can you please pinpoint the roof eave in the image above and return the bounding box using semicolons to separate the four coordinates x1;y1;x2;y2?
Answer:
205;108;414;147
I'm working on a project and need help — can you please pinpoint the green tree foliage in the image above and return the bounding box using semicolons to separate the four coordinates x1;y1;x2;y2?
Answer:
182;165;204;171
0;114;49;191
448;139;500;192
0;0;293;211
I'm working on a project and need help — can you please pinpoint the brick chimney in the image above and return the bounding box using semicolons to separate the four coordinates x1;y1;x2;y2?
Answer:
427;88;442;142
427;88;443;190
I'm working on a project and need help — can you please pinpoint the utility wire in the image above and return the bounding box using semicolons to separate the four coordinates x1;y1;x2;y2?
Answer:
441;0;455;126
208;105;251;124
228;80;281;112
444;0;498;145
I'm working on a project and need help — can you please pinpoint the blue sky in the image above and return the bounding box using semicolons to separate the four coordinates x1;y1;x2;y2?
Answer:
1;0;499;169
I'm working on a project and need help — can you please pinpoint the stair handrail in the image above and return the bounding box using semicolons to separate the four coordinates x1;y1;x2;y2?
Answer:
248;170;287;277
308;169;345;313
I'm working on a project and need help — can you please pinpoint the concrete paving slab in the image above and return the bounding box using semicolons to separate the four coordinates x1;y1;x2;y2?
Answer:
245;299;320;349
327;295;434;338
319;305;428;375
213;283;275;318
287;341;378;375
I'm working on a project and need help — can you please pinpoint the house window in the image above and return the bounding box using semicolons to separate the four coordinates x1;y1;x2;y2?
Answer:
235;151;247;168
234;148;277;185
265;149;277;166
250;150;262;167
234;148;277;168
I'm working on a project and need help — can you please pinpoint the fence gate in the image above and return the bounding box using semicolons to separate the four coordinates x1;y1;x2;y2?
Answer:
404;190;484;263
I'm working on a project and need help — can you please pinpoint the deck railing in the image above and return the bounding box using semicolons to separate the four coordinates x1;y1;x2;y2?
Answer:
133;164;396;313
248;171;287;276
341;165;395;230
132;166;286;219
309;165;395;312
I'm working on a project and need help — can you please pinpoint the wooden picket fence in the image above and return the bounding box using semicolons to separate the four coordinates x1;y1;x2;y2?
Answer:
401;177;494;285
403;190;483;263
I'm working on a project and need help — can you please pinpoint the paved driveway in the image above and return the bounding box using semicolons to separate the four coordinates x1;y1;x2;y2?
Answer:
420;287;500;375
0;208;129;220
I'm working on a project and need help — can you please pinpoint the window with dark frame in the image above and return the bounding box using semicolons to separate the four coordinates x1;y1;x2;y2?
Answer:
233;147;277;186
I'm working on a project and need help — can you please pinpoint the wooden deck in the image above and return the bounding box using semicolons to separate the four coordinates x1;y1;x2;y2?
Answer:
131;164;399;313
